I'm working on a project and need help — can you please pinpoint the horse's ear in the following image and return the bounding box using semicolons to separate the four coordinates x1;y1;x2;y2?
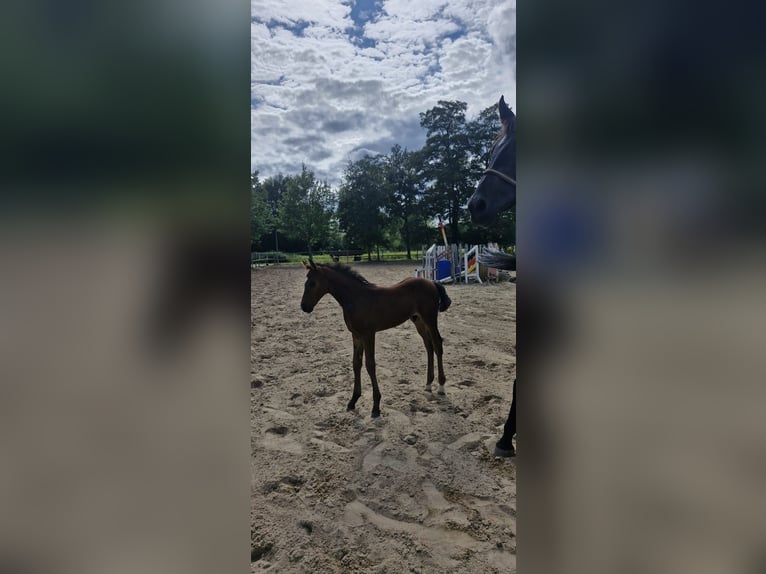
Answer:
498;95;514;125
302;260;309;269
309;260;317;270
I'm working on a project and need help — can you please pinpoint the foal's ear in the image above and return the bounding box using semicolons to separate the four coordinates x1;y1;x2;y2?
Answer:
302;260;310;269
309;259;317;270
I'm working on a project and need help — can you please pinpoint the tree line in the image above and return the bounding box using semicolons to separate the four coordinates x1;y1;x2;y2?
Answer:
251;99;515;261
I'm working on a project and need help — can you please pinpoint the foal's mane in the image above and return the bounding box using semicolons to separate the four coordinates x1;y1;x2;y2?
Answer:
323;263;374;286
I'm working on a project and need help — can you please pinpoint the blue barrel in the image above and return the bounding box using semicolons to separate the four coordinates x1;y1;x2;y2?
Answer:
437;259;451;280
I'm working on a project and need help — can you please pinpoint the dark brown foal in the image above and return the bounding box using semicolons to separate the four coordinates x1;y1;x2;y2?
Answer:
300;261;451;417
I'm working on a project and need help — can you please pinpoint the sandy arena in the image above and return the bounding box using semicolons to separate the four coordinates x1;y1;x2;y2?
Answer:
251;263;516;573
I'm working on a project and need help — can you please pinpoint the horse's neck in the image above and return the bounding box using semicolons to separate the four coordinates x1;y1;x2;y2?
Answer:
325;270;364;308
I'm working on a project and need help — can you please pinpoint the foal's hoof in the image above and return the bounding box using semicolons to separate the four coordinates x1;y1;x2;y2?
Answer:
346;403;356;412
437;384;445;395
371;410;380;418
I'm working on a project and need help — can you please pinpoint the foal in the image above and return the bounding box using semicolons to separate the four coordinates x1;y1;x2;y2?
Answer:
300;261;451;418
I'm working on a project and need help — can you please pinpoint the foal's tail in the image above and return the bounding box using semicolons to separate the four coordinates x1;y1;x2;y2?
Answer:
434;281;451;312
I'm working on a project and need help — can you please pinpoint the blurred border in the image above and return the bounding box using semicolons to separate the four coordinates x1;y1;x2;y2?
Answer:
518;1;766;573
0;1;251;573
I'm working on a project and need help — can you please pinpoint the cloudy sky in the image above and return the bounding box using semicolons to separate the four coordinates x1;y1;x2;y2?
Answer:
251;0;515;186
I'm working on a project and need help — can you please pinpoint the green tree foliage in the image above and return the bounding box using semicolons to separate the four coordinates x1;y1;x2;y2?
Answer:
419;100;476;244
384;145;430;259
279;165;336;252
260;174;288;250
250;171;272;248
337;155;387;261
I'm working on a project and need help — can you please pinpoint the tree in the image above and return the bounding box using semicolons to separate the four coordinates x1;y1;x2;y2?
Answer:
337;155;387;261
384;145;428;259
419;100;475;244
251;170;272;249
261;174;288;251
279;165;336;251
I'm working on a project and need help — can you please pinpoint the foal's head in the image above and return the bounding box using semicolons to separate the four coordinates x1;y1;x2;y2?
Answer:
467;95;516;225
300;260;329;313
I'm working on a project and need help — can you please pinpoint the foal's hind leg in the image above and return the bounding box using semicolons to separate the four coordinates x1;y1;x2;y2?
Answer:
362;333;382;418
347;336;364;412
412;316;435;391
433;331;446;395
425;314;447;395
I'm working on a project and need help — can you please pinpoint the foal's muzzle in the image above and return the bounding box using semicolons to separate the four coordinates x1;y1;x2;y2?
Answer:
301;302;313;313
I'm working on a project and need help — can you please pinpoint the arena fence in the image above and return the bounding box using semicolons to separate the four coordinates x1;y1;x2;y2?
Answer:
251;249;425;268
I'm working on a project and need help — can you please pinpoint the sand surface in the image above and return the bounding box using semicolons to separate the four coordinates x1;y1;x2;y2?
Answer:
251;263;516;573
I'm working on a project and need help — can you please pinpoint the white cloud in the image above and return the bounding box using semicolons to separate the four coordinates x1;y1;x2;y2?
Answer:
438;35;491;83
487;0;516;91
378;0;449;21
251;0;516;185
364;17;461;47
252;0;352;29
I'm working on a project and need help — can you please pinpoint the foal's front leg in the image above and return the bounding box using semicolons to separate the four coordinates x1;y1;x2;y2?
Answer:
347;336;364;411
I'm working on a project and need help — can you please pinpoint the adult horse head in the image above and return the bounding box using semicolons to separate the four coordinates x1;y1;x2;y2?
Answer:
467;95;516;225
